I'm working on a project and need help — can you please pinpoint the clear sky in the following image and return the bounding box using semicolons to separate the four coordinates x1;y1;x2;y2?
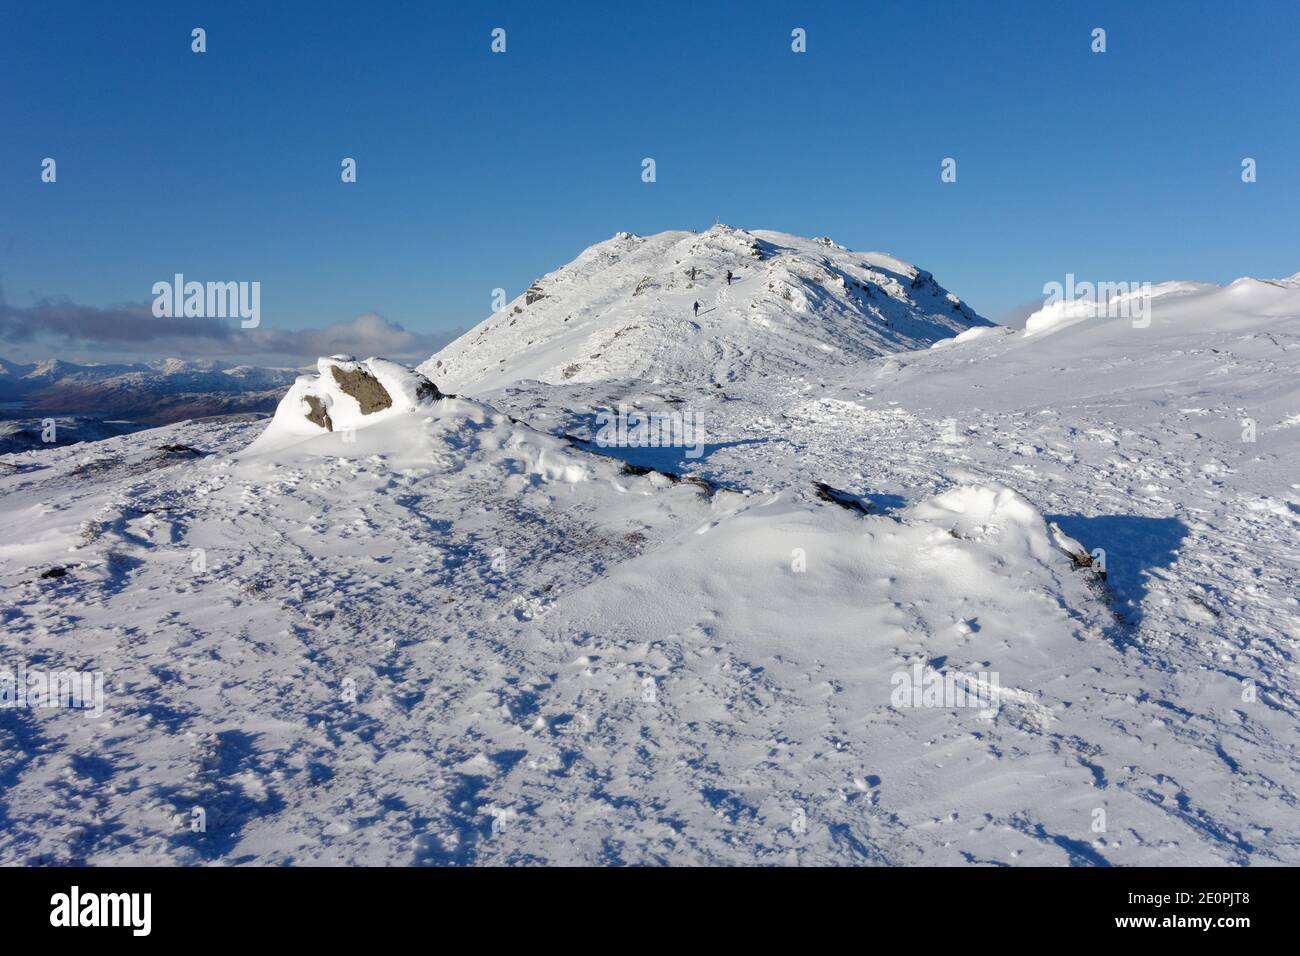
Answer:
3;0;1298;363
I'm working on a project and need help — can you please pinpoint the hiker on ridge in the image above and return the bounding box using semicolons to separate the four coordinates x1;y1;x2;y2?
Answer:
693;301;700;318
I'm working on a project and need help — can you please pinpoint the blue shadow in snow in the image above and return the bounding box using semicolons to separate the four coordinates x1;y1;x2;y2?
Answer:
863;491;907;513
572;436;773;482
1045;513;1189;629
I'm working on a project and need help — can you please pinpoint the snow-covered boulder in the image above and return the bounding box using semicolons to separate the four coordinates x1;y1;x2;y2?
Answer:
904;482;1106;593
245;356;442;453
910;482;1078;568
239;355;599;486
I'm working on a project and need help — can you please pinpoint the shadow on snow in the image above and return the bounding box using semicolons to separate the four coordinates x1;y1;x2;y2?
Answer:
1045;512;1189;631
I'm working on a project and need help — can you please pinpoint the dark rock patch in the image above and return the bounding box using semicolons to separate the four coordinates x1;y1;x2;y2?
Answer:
329;366;393;415
618;461;716;494
814;482;874;516
156;443;203;457
415;378;443;402
303;395;333;431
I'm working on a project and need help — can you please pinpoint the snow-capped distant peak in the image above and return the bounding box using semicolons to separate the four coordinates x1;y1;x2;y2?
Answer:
152;357;194;374
419;226;990;394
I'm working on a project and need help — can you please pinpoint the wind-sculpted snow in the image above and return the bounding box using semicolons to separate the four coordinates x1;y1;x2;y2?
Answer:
245;356;444;455
2;268;1299;866
419;225;990;394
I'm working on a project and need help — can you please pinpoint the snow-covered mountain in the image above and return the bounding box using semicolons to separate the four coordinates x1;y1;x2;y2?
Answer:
419;226;990;394
0;357;300;426
2;255;1298;866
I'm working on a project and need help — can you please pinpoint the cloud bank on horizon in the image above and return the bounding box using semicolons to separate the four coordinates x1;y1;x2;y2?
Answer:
0;297;463;367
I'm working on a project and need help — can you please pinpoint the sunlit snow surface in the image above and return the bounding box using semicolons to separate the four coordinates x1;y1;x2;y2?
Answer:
2;258;1299;865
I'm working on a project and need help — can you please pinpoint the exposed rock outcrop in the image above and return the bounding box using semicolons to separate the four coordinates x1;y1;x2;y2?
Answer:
244;356;444;453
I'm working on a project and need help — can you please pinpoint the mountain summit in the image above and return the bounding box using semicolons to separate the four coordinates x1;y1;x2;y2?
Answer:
420;226;990;393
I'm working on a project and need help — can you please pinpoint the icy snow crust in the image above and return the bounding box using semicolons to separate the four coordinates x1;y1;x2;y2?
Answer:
2;243;1299;865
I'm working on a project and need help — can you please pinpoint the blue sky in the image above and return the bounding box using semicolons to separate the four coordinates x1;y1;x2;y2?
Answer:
2;0;1298;363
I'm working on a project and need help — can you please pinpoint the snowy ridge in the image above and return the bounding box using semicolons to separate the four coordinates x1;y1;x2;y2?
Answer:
419;225;989;394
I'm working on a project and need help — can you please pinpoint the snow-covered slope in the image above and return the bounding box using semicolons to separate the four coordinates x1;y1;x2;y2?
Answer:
457;269;1300;865
419;226;989;394
0;369;1117;866
2;267;1298;867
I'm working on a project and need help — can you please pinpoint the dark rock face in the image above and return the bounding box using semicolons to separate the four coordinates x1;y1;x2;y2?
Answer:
525;281;547;305
329;366;393;414
304;395;333;431
414;378;443;402
813;481;874;515
301;363;442;430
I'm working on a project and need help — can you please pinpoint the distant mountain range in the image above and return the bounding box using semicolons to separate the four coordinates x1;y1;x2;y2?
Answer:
0;356;301;425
